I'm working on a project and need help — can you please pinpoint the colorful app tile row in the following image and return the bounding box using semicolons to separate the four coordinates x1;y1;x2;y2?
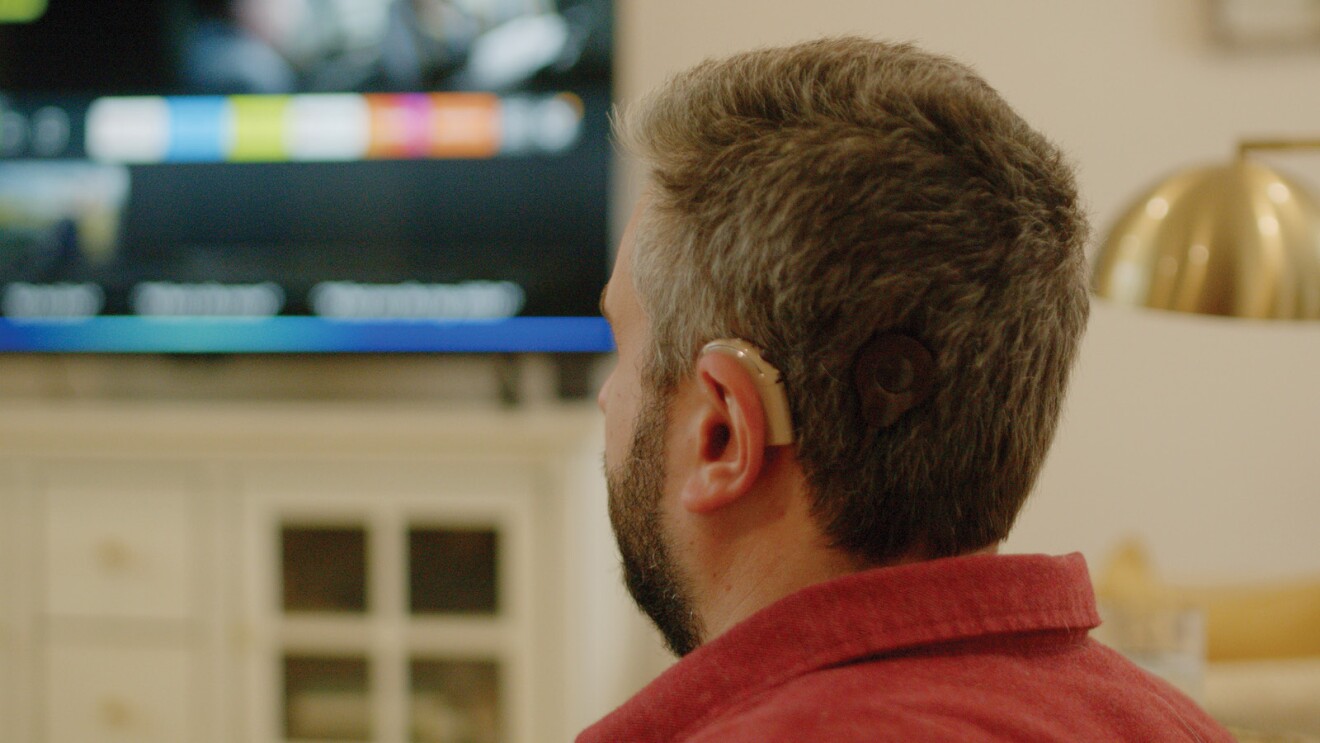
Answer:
86;92;584;164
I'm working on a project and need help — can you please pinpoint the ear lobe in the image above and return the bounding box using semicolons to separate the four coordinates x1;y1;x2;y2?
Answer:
678;352;769;514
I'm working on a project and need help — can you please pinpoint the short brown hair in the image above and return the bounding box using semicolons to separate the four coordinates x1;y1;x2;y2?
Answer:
617;37;1090;564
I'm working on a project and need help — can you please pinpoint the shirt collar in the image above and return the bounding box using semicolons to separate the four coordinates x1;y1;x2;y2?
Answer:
579;552;1099;743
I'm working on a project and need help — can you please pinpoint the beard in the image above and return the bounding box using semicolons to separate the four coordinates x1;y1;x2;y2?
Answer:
605;388;703;657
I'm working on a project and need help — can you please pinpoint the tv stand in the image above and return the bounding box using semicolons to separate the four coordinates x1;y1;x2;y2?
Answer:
0;398;665;743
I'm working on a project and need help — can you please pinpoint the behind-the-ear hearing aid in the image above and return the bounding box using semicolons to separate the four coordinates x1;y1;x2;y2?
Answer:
853;333;935;428
699;338;794;446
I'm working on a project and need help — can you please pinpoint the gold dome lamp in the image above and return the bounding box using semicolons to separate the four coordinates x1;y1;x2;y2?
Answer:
1091;139;1320;320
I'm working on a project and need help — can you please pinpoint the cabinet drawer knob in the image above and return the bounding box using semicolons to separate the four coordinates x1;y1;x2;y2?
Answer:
100;696;135;729
96;539;133;571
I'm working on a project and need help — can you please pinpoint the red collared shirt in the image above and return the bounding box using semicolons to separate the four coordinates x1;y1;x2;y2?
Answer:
578;553;1233;742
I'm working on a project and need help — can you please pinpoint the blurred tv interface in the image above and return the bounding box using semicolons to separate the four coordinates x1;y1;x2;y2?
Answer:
0;0;614;352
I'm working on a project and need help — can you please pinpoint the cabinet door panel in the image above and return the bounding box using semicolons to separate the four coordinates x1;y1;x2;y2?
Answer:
44;643;196;743
42;466;197;620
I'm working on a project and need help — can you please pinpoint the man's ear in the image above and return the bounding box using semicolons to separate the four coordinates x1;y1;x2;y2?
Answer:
677;349;770;514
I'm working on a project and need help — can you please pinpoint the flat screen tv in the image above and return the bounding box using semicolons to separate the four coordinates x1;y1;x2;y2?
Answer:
0;0;614;353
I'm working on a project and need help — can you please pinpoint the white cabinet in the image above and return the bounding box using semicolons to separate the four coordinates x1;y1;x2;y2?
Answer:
0;401;653;743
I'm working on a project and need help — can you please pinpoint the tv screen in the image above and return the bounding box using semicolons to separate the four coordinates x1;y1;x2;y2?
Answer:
0;0;614;353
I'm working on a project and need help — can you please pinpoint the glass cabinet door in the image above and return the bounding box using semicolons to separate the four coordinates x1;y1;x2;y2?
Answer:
278;522;375;741
408;528;498;616
283;527;369;614
248;463;536;743
409;658;500;743
283;655;372;741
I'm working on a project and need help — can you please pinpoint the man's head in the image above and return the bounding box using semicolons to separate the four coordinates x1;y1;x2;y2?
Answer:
600;37;1090;652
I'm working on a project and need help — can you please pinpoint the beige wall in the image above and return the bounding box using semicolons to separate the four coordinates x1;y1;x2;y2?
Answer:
616;0;1320;580
3;2;1315;585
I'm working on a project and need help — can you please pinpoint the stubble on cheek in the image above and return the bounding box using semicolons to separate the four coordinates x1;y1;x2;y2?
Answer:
605;391;703;657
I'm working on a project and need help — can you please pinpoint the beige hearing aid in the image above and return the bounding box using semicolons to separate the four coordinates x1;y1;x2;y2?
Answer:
699;338;794;446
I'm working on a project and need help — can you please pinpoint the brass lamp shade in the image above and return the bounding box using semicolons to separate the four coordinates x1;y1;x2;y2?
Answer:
1092;157;1320;319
